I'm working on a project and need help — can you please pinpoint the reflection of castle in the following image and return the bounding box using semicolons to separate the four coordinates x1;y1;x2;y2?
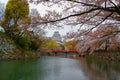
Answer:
52;31;62;42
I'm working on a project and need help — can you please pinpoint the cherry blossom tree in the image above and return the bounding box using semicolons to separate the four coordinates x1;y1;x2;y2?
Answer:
78;24;120;55
28;0;120;54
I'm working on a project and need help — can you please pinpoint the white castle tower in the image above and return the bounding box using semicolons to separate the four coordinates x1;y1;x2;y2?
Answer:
52;31;62;42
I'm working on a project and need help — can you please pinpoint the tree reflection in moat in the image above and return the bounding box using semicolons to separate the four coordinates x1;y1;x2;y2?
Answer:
0;57;120;80
81;57;120;80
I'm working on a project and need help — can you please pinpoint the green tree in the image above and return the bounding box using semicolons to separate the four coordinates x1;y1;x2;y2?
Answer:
1;0;29;39
45;39;58;50
64;40;79;50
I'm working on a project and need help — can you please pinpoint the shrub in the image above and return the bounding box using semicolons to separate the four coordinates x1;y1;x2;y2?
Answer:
30;36;44;51
17;36;31;50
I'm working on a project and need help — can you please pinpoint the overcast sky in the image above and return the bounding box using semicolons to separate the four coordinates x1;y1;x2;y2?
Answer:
1;0;80;37
0;0;8;4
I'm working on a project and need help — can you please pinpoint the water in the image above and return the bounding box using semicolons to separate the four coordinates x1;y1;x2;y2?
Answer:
0;56;120;80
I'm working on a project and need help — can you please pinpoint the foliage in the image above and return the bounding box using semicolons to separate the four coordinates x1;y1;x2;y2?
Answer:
45;39;58;50
0;27;45;59
59;44;65;50
1;0;29;39
23;50;35;56
17;32;46;51
29;0;120;29
78;25;120;54
64;39;79;50
30;36;45;51
17;36;31;50
0;0;47;58
17;34;46;52
28;0;120;55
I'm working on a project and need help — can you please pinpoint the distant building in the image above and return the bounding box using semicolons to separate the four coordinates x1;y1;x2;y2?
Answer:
29;8;39;17
52;31;62;42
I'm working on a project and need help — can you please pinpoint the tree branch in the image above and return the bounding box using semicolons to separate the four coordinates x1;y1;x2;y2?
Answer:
67;0;100;7
88;12;113;32
108;0;120;14
28;0;120;26
32;7;101;25
105;0;107;8
67;0;120;14
78;10;102;30
76;12;113;37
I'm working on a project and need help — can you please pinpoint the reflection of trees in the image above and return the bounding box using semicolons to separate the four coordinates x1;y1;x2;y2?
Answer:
80;57;120;80
78;58;107;80
0;60;44;80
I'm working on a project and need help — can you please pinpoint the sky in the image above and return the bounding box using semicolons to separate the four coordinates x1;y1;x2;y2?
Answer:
0;0;80;37
0;0;8;4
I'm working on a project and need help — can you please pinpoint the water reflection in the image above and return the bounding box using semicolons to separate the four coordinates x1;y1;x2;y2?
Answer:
85;57;120;80
39;57;89;80
0;56;120;80
0;59;44;80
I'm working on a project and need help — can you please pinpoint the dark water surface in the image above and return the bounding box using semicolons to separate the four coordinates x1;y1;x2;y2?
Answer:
0;56;120;80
